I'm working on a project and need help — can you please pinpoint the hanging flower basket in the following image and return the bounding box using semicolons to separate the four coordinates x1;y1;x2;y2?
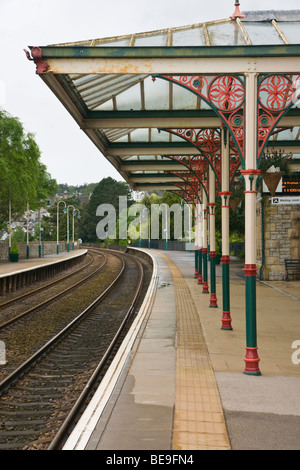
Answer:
261;171;283;196
229;198;241;213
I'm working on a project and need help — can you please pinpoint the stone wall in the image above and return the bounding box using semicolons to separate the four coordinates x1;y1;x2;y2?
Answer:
0;241;79;261
257;197;300;280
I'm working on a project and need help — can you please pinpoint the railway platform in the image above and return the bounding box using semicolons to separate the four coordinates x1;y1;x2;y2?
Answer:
0;249;87;295
62;248;300;451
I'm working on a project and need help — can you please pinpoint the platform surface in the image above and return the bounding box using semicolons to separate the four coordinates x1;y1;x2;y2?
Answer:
63;249;300;451
0;249;87;278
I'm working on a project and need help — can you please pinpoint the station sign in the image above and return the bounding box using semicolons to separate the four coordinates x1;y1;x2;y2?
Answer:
282;175;300;195
271;196;300;205
263;174;300;196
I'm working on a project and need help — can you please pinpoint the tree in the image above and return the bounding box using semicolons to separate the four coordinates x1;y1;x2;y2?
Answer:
79;177;133;242
0;109;57;231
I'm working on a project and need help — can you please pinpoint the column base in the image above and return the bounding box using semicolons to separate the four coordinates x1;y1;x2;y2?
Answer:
197;274;203;284
209;293;218;308
194;269;198;279
221;311;233;330
243;347;261;376
202;282;209;294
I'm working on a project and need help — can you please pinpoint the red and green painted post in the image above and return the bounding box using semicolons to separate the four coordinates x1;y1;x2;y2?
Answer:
242;72;261;375
208;166;218;308
202;192;209;294
220;127;233;330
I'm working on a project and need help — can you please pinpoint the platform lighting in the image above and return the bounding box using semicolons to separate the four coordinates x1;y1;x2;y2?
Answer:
72;209;80;250
67;205;80;252
159;205;168;251
181;200;192;253
56;200;67;254
140;207;150;249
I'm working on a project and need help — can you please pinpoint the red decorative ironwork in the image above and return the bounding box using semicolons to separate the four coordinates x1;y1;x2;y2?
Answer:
155;74;245;162
154;73;299;169
257;74;298;160
163;155;209;197
160;129;241;192
209;75;244;112
172;176;201;204
161;128;222;189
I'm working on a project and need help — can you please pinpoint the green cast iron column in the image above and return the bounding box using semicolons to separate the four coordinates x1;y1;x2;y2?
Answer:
194;248;198;278
209;251;217;307
202;248;209;293
197;249;203;284
221;256;232;329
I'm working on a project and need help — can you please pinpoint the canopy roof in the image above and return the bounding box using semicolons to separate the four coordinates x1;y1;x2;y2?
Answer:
27;8;300;194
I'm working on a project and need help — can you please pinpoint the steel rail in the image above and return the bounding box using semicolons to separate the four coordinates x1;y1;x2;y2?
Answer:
0;251;107;331
47;250;144;450
0;252;126;395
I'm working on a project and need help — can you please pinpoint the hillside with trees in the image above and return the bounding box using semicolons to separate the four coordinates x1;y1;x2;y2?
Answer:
0;109;57;232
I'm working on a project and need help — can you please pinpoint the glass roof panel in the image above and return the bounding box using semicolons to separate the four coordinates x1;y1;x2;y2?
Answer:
71;74;148;110
115;82;142;110
129;129;149;142
173;84;199;110
144;78;170;110
172;26;206;46
243;22;283;45
95;38;131;47
278;22;300;44
95;99;114;110
207;21;246;46
272;127;300;141
134;33;168;46
152;129;171;142
103;128;136;142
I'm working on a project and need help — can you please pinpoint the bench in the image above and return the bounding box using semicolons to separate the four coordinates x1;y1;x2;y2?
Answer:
284;259;300;281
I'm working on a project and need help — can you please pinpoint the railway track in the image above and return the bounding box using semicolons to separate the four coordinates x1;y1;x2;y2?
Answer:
0;248;149;450
0;250;105;330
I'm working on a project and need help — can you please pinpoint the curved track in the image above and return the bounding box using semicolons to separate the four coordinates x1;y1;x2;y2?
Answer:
0;248;149;450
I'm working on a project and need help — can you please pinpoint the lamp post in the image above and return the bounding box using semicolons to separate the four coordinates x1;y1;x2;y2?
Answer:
57;200;67;254
72;209;80;250
181;200;192;253
140;207;150;249
159;205;168;250
40;227;44;257
26;202;30;259
66;205;75;253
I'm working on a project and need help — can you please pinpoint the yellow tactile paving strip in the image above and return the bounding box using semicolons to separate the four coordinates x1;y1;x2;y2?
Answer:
158;252;231;450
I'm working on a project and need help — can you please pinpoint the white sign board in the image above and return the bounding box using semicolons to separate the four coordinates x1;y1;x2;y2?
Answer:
271;197;300;205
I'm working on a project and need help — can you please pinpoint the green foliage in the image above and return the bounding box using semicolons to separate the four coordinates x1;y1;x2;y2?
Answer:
11;226;26;243
259;151;293;175
10;240;19;254
78;177;133;242
0;108;57;230
215;230;222;254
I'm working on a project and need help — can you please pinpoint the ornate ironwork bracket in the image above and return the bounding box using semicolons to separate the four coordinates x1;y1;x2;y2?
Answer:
153;73;300;169
159;128;240;192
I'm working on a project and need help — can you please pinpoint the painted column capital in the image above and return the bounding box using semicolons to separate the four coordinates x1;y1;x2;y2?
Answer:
243;264;258;276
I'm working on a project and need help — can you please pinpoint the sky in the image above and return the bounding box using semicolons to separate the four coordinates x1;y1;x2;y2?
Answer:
1;0;300;186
